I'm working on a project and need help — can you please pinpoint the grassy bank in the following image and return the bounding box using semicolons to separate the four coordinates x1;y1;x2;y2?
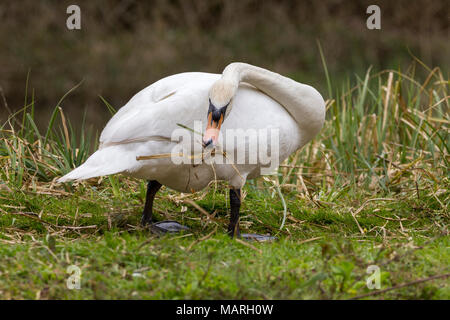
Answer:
0;62;448;299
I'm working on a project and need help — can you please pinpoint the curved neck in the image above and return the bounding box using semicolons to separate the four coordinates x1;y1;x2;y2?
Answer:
222;63;325;141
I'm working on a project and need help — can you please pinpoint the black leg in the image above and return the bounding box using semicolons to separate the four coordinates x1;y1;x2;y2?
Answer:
228;187;277;242
140;180;189;234
228;188;241;238
141;180;162;226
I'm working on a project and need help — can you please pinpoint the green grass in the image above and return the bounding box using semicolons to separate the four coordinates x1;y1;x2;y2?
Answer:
0;61;448;299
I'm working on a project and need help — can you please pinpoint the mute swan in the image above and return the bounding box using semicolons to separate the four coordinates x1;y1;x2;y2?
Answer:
58;62;325;239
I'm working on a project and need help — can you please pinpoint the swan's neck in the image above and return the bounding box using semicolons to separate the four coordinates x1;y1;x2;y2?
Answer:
222;63;325;141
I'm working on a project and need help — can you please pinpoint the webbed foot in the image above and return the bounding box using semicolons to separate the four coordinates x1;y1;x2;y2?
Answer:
240;233;277;242
148;220;190;234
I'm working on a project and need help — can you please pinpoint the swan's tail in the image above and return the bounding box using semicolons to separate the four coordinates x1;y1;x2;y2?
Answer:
57;145;137;182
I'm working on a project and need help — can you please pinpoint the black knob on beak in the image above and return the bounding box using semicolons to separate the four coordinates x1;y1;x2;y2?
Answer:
202;138;213;148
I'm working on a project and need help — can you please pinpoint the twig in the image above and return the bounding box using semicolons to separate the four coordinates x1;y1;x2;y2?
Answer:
182;199;214;221
235;238;262;254
9;212;97;230
371;213;410;221
275;182;287;230
136;152;183;160
298;236;323;245
176;123;202;136
187;226;217;251
353;198;397;217
351;273;450;299
348;234;446;290
351;211;365;234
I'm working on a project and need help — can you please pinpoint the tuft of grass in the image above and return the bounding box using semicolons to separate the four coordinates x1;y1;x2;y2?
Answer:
0;84;94;186
0;61;448;299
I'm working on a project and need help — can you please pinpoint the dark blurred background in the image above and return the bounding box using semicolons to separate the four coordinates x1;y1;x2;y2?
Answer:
0;0;448;132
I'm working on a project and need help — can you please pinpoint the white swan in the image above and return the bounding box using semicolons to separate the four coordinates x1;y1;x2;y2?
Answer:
58;62;325;239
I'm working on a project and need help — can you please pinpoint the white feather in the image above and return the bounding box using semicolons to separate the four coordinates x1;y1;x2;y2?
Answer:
58;64;325;193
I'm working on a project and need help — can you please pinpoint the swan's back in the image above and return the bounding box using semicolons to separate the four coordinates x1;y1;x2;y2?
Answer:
99;72;221;148
59;71;302;190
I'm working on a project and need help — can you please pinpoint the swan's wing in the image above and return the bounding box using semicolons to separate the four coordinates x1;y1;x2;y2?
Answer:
99;72;220;148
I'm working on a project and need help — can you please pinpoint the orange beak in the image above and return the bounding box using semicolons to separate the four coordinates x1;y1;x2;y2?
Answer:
202;112;223;148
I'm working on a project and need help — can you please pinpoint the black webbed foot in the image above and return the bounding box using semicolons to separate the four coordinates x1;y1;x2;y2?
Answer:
240;233;277;242
148;220;190;234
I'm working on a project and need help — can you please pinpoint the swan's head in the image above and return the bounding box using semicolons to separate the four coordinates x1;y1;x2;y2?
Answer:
203;80;236;148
